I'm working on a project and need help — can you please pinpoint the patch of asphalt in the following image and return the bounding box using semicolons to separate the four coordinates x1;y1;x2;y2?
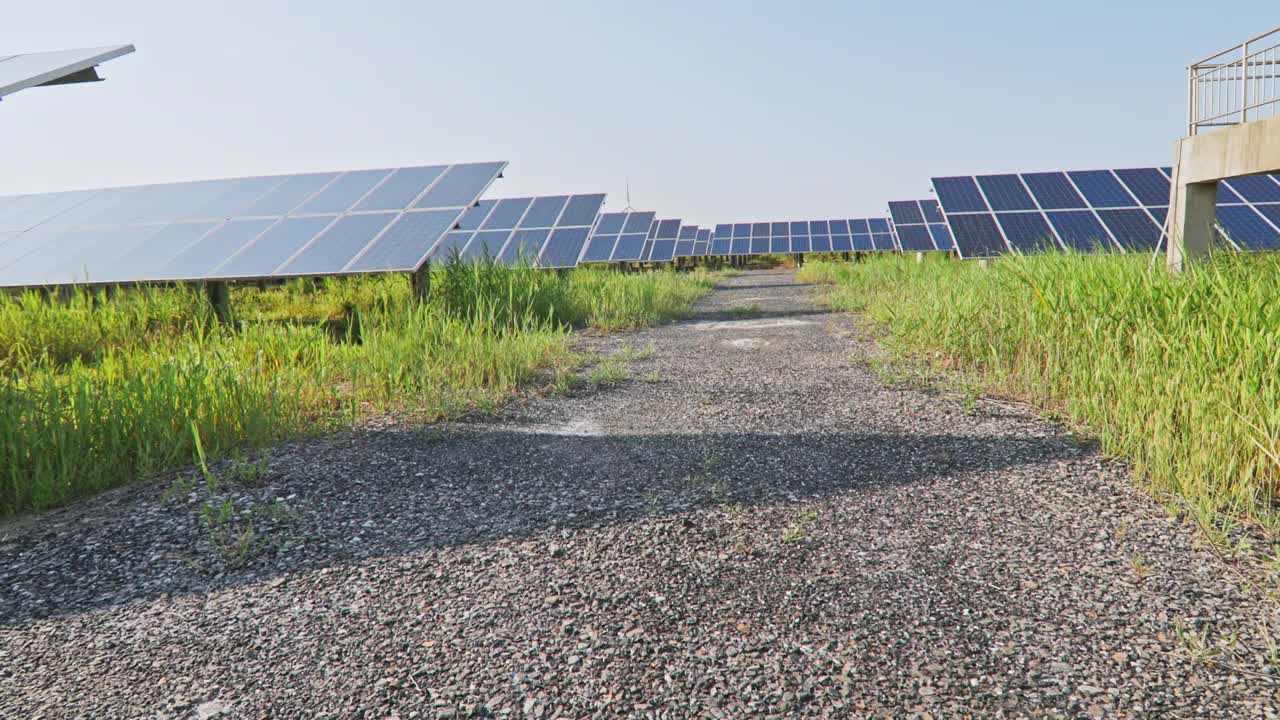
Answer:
2;268;1278;719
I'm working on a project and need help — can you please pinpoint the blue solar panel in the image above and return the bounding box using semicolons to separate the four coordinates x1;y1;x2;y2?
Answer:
1044;211;1114;251
831;233;853;252
1114;168;1171;206
520;196;569;228
888;200;952;252
770;236;789;253
593;212;626;235
1216;205;1280;250
240;174;339;218
456;200;497;231
427;231;474;262
1223;175;1280;203
1022;172;1086;210
650;239;677;262
483;198;532;229
977;174;1037;211
350;209;463;272
1095;209;1161;251
499;228;551;264
622;213;653;234
464;230;511;261
212;216;336;279
994;212;1057;252
920;200;945;224
933;176;989;213
279;213;397;276
928;224;954;250
612;233;648;261
896;225;935;252
946;214;1006;257
297;170;388;214
414;162;506;209
1067;170;1137;208
790;229;811;253
888;201;925;225
355;166;448;212
600;212;656;262
1218;183;1243;204
711;224;732;255
810;233;831;252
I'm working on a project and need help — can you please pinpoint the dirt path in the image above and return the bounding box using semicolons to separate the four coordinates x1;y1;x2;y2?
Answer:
3;268;1277;718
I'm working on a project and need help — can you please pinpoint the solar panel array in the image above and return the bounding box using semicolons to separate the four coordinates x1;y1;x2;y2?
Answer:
709;219;894;256
427;193;605;268
673;225;700;258
931;168;1174;258
579;211;657;263
0;45;134;99
0;162;506;287
888;200;955;252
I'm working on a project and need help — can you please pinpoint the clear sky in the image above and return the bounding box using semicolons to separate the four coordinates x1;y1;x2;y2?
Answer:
3;1;1277;225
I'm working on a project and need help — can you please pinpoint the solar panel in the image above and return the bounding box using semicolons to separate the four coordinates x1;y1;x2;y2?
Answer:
0;45;134;100
0;162;506;287
425;193;605;268
580;210;655;263
933;168;1280;257
673;225;700;258
642;219;682;262
709;218;891;255
888;200;952;252
693;228;712;256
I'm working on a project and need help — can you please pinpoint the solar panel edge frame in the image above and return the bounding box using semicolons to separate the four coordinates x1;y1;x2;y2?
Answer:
0;44;136;99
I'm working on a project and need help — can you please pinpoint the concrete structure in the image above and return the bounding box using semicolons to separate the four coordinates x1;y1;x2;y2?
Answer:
1169;26;1280;271
1168;113;1280;271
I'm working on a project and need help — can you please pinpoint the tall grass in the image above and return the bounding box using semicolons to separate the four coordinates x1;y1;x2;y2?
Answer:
801;253;1280;534
0;262;720;516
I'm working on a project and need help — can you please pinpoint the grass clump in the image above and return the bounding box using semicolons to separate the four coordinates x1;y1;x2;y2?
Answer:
0;262;720;516
800;252;1280;535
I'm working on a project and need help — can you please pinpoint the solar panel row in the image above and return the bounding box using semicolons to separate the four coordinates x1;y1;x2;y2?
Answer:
931;168;1176;258
579;211;657;264
427;193;605;268
0;162;506;287
710;219;894;256
887;200;955;252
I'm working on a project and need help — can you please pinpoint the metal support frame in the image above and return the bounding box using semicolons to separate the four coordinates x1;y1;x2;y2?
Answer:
205;281;232;324
410;262;431;303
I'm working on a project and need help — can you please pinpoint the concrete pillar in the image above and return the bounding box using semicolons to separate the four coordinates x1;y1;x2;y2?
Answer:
977;258;994;269
915;252;925;264
410;262;431;303
1167;179;1219;273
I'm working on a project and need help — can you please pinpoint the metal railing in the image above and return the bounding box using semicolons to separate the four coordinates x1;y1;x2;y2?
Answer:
1189;25;1280;135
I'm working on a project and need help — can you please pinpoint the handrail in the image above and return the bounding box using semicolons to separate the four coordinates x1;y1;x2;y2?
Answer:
1189;25;1280;135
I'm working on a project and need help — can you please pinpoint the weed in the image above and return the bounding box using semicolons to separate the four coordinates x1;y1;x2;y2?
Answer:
1129;553;1149;583
640;371;661;384
588;361;627;387
615;341;656;363
1;266;722;516
782;507;819;543
201;498;265;569
800;253;1280;535
726;304;762;318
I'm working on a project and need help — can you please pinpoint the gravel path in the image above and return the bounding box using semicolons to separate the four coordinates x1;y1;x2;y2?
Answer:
3;268;1278;719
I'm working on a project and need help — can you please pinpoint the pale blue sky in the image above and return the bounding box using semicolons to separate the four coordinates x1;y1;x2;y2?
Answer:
2;2;1276;224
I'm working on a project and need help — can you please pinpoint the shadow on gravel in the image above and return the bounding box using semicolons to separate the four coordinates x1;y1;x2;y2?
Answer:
682;307;833;323
0;428;1081;627
715;282;821;291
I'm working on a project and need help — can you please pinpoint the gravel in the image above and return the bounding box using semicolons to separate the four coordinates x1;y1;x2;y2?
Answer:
2;267;1278;718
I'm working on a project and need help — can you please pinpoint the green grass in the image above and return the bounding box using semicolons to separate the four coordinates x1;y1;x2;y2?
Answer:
0;263;720;516
801;252;1280;536
725;304;762;318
